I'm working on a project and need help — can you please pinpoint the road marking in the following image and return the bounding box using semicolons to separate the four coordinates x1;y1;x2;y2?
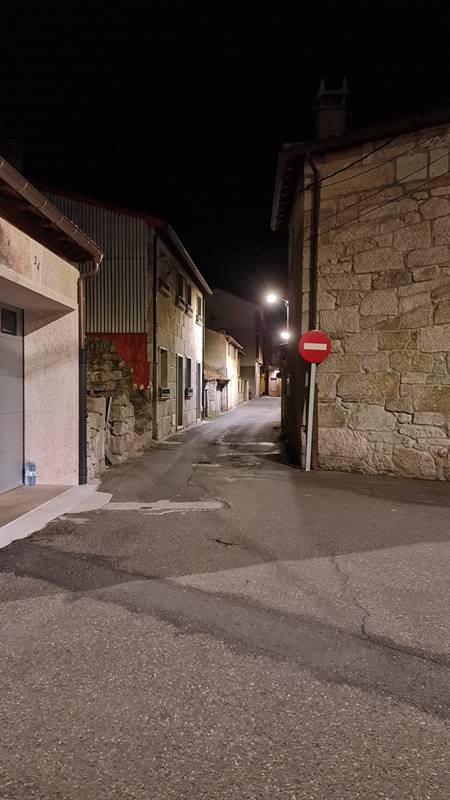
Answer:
104;499;224;514
191;463;221;468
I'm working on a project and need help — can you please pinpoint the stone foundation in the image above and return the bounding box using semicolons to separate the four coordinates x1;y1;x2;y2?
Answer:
86;337;152;478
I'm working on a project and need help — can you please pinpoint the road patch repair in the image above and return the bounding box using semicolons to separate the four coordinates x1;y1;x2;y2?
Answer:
103;499;225;514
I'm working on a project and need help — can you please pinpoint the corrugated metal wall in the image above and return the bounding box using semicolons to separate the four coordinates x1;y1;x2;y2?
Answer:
44;192;149;333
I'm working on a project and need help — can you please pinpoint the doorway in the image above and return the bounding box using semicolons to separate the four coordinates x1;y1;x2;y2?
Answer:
176;354;184;428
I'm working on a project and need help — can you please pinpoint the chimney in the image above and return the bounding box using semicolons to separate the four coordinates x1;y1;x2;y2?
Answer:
315;78;349;140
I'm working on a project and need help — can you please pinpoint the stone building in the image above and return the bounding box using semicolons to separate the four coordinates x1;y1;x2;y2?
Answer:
272;90;450;479
206;288;265;399
0;158;102;499
204;328;243;415
43;188;211;477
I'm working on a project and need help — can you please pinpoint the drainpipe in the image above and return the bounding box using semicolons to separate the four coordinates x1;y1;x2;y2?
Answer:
305;153;320;329
78;257;103;484
151;230;158;440
305;153;321;469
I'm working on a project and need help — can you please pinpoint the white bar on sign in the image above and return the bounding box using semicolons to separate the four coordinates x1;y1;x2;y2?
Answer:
304;342;327;350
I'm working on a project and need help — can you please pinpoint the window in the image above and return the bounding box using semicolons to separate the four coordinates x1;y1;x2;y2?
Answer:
185;357;192;389
159;348;168;388
176;272;185;300
186;283;192;308
197;295;203;319
1;308;17;335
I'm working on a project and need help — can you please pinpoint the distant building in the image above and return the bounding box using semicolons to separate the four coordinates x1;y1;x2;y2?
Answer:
0;160;102;497
264;328;282;397
272;85;450;479
44;188;211;477
204;328;244;416
206;288;265;399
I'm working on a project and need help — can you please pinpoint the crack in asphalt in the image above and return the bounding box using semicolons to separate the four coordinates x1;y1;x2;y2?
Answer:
0;527;449;721
212;538;243;548
328;555;450;670
330;555;372;638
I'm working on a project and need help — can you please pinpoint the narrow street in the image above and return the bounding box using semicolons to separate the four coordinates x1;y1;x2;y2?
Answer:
0;397;449;799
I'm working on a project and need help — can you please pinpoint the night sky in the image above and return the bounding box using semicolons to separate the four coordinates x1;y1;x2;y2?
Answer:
2;1;450;303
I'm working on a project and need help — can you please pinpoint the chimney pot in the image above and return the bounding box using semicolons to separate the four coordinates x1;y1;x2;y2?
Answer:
315;78;349;140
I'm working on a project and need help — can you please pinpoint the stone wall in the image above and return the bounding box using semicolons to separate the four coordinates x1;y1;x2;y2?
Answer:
205;380;222;416
155;241;204;438
299;124;450;479
86;336;152;478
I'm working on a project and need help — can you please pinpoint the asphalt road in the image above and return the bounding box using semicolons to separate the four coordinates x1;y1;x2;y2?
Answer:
0;397;449;799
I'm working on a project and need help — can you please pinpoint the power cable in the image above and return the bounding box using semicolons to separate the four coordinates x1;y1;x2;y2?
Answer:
300;93;450;195
209;140;450;271
321;134;435;189
222;150;450;266
216;135;436;270
303;147;449;245
210;233;288;266
301;135;399;195
342;160;450;231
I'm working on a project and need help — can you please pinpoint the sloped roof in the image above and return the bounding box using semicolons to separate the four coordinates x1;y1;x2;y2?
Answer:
0;160;102;264
40;185;212;296
204;367;229;382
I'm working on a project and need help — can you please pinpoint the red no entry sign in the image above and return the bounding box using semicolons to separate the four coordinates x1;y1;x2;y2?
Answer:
298;329;331;364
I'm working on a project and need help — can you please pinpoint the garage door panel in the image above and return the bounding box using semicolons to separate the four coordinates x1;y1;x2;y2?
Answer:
0;304;23;494
0;412;22;451
0;376;23;414
0;335;23;376
0;449;23;493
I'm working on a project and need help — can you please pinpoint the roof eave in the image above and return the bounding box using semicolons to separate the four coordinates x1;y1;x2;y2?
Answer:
0;160;103;264
39;183;166;229
271;105;450;230
160;225;212;296
225;334;243;350
271;150;304;231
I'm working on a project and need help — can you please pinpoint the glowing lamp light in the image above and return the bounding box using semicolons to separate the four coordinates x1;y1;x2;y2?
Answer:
266;293;278;304
280;331;290;341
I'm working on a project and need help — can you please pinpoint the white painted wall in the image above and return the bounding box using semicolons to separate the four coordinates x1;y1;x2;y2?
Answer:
225;343;240;410
0;220;79;486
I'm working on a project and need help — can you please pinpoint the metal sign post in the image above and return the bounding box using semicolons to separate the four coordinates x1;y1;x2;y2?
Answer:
298;329;332;472
305;362;316;472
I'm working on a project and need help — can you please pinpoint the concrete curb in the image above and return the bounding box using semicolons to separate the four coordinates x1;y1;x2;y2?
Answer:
0;485;112;549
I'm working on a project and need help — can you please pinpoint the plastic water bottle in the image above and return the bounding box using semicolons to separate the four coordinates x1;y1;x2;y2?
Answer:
24;462;37;486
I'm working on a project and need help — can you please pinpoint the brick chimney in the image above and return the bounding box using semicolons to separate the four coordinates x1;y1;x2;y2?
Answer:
315;78;349;140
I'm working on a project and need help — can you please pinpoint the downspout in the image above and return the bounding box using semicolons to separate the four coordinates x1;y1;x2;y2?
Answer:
151;230;158;440
305;153;321;469
78;257;103;484
305;153;320;329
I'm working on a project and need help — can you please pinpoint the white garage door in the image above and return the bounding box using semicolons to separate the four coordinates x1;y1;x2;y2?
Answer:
0;304;23;494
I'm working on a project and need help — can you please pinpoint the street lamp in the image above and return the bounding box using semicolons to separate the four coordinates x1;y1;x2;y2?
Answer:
280;330;290;341
265;292;290;333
